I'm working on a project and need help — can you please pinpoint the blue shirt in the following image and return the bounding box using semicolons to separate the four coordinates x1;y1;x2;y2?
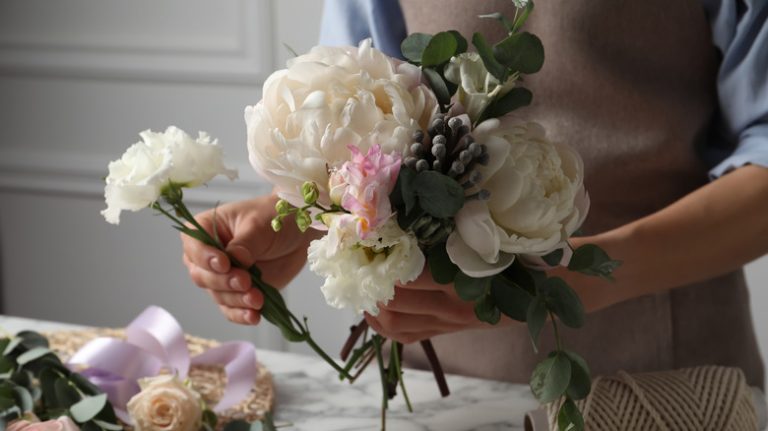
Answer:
319;0;768;179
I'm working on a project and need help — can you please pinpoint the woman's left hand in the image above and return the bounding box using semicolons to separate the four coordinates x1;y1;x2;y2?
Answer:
364;270;492;344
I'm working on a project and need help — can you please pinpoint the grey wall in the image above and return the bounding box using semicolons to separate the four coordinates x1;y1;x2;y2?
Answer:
0;0;765;375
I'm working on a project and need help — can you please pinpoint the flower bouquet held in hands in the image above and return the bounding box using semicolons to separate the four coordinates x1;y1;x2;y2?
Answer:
97;3;620;431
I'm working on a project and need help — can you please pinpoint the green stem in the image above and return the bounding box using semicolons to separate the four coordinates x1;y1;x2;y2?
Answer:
392;342;413;413
372;336;388;431
549;311;563;351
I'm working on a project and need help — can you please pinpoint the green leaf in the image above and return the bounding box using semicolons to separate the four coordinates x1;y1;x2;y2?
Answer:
564;350;592;401
526;296;547;351
17;331;49;350
474;295;501;324
0;405;21;422
480;87;532;120
454;273;492;301
428;244;460;284
16;347;52;365
472;32;508;82
493;32;544;74
491;276;533;321
558;398;585;431
69;373;102;397
542;249;564;267
12;386;33;413
413;170;465;218
11;370;33;389
3;338;22;356
401;33;432;63
503;259;545;295
544;278;585;329
567;244;622;280
92;419;123;431
203;409;218;428
0;356;14;375
40;368;59;408
70;394;107;423
478;12;515;33
422;31;458;67
422;67;452;107
448;30;468;54
399;168;418;215
223;419;252;431
530;353;572;404
55;379;81;409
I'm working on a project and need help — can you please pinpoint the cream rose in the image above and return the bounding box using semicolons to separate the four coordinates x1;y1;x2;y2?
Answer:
7;417;79;431
126;375;203;431
444;52;517;123
102;126;237;225
308;217;425;315
447;119;589;277
245;39;437;209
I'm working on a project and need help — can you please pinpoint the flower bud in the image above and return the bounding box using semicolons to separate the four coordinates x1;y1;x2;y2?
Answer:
301;181;320;205
328;170;346;206
295;210;312;232
271;216;283;232
275;199;291;215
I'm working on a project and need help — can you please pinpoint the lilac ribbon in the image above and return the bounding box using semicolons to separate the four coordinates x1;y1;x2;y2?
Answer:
68;306;257;423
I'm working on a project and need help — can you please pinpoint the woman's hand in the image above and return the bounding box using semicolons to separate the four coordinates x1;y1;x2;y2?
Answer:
364;270;501;344
181;194;316;325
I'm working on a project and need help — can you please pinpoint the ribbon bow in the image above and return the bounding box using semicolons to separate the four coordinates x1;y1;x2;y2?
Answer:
68;306;257;423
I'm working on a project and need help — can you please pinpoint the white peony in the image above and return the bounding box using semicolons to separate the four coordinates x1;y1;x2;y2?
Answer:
127;375;203;431
245;39;437;209
102;126;237;225
444;52;516;123
447;119;589;277
308;217;425;315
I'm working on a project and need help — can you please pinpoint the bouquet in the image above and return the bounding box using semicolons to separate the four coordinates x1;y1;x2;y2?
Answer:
92;2;619;431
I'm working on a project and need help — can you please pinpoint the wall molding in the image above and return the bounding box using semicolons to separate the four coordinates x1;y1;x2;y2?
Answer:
0;0;274;85
0;148;271;206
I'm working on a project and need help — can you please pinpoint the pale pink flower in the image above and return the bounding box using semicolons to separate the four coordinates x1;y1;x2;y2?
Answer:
8;417;79;431
335;144;401;239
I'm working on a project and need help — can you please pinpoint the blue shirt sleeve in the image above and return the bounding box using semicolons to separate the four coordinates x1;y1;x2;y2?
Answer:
703;0;768;178
318;0;406;58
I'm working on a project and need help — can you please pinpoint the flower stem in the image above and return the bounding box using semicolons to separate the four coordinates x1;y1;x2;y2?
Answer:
392;342;413;413
372;335;388;431
549;311;563;351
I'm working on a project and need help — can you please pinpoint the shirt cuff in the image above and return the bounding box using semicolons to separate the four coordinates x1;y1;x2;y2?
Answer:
709;124;768;179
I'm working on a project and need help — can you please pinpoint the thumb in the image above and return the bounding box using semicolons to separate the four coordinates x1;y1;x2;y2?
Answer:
224;217;265;268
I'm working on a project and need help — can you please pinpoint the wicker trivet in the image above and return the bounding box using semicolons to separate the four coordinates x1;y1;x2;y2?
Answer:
45;328;274;428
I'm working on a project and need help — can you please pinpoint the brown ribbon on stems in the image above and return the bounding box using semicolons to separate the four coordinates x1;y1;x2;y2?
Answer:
340;319;450;398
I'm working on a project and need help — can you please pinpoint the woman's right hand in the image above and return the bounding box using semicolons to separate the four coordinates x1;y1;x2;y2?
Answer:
181;194;315;325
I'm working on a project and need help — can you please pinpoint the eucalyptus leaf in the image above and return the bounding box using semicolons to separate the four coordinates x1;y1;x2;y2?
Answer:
478;12;515;33
472;32;508;81
422;31;458;67
399;168;418;215
491;276;533;321
564;350;592;401
542;249;564;267
39;368;59;408
11;370;33;388
526;296;547;351
70;393;107;423
0;405;21;422
3;338;22;356
480;87;532;120
474;295;501;324
558;398;585;431
493;32;544;74
401;33;432;63
55;379;81;409
18;331;49;350
503;260;545;295
448;30;468;54
454;273;492;301
428;244;459;285
544;278;585;329
413;170;465;218
0;356;14;375
223;419;252;431
567;244;622;280
92;419;124;431
530;353;572;404
422;67;452;107
12;386;33;413
70;373;101;397
0;339;8;355
16;347;52;366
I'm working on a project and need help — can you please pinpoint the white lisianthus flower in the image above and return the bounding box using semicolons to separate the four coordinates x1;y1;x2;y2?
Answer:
447;119;589;277
246;39;438;210
102;126;237;225
308;217;425;315
444;52;516;123
127;375;203;431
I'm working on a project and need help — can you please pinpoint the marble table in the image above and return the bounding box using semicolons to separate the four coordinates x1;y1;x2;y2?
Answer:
0;315;540;431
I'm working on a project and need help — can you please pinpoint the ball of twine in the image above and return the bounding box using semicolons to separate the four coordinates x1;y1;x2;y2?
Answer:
544;366;758;431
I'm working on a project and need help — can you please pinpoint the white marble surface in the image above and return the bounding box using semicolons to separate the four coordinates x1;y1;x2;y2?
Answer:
0;315;539;431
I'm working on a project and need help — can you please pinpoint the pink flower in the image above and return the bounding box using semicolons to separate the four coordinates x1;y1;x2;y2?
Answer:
8;417;79;431
335;144;401;239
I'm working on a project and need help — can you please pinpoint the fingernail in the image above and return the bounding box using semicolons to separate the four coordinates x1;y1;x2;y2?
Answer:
210;256;225;273
229;245;253;265
244;293;260;309
229;277;245;291
243;310;257;325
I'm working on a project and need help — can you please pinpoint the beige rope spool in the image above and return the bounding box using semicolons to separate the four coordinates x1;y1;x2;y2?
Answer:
541;366;758;431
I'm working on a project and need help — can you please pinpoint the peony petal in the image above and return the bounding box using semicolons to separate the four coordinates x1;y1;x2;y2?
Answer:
454;200;501;264
446;231;515;278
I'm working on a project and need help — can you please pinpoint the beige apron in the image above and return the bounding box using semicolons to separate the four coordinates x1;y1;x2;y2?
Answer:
399;0;765;387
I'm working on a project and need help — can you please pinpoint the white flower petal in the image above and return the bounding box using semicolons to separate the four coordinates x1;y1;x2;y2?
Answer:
446;231;515;278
